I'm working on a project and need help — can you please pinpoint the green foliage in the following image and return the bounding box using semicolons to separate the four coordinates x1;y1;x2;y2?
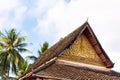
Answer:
0;69;6;79
27;42;49;62
38;42;49;55
26;55;37;61
0;28;30;79
16;60;30;77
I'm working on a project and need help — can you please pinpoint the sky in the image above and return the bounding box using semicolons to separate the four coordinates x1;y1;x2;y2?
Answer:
0;0;120;72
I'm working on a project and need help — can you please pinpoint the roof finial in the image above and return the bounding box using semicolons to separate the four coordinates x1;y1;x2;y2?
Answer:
86;17;89;22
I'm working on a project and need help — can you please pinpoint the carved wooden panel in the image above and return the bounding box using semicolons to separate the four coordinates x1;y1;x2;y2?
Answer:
58;34;105;67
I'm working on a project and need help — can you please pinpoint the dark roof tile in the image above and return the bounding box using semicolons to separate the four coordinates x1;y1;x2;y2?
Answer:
37;63;120;80
19;21;116;80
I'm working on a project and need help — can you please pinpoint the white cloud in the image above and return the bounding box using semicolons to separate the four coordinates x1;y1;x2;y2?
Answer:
35;0;120;46
0;0;28;31
0;0;120;72
14;6;28;21
34;0;120;71
0;0;19;12
0;0;19;29
34;0;86;41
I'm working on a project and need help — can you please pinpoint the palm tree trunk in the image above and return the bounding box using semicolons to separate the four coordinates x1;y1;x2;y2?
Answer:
6;76;8;80
6;65;10;80
6;71;9;80
6;74;9;80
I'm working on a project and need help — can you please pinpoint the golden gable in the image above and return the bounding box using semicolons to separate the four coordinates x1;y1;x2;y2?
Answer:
58;34;105;67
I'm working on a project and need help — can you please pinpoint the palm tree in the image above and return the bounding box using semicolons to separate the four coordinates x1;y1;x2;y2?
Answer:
27;42;49;61
0;69;6;79
16;60;30;77
38;42;49;55
0;51;6;79
0;29;30;80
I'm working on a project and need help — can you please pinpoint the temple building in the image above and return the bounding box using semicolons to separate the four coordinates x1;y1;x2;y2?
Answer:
19;21;120;80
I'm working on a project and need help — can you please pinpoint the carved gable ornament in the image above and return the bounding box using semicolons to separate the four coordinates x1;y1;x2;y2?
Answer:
58;22;113;68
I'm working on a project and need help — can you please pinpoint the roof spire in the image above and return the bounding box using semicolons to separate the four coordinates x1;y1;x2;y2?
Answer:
86;17;89;22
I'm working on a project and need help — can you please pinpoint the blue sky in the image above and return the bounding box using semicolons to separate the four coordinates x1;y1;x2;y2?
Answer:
0;0;120;72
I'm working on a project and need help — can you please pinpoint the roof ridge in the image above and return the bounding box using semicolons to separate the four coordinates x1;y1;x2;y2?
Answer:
19;57;57;80
19;21;114;80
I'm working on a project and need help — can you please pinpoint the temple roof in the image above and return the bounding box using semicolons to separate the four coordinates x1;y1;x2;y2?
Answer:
35;62;120;80
19;21;118;80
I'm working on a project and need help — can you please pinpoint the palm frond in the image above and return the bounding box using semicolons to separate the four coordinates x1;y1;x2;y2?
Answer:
40;42;49;53
0;52;9;73
13;38;19;46
0;70;6;79
17;36;26;44
0;28;30;78
17;48;31;53
15;43;29;48
0;31;6;37
26;56;37;61
38;50;41;56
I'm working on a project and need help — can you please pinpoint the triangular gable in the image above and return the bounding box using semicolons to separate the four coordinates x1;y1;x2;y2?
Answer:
57;22;113;68
29;21;113;71
58;34;105;67
19;21;114;80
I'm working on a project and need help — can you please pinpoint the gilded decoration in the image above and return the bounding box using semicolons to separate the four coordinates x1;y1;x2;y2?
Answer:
58;34;105;67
